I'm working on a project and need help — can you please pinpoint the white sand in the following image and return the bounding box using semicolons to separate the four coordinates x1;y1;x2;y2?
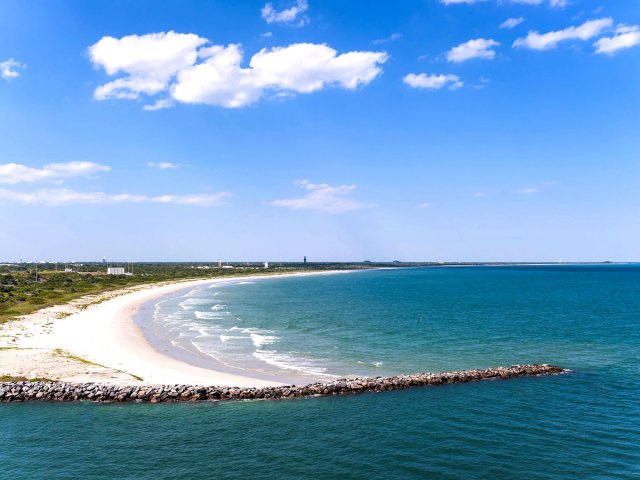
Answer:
0;271;348;387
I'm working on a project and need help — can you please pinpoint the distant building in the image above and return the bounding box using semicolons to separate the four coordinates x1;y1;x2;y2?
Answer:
107;267;125;275
218;259;222;268
264;261;269;268
222;265;234;269
304;256;307;264
102;257;106;264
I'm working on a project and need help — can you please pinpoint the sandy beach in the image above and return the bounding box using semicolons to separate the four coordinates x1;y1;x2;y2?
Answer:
0;271;348;387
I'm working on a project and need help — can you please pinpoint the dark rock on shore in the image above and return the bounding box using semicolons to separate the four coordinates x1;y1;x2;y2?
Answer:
0;364;567;404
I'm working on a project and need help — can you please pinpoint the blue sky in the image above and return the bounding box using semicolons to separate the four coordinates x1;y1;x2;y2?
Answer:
0;0;638;262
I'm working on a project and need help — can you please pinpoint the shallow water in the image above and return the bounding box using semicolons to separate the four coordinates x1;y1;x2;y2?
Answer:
2;265;639;478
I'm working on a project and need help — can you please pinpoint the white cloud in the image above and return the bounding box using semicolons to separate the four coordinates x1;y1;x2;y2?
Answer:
0;58;26;80
447;38;500;63
373;33;402;45
89;31;207;100
261;0;309;26
417;202;434;209
517;180;558;194
89;33;387;108
0;161;110;184
150;193;230;205
501;17;525;29
472;76;491;89
403;73;463;90
594;24;640;55
513;18;613;50
173;43;388;107
511;0;568;6
442;0;564;6
143;99;174;111
270;180;370;214
148;161;181;169
0;188;231;206
516;187;539;194
476;181;556;198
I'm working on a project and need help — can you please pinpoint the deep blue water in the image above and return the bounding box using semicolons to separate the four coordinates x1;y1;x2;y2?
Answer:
2;265;639;479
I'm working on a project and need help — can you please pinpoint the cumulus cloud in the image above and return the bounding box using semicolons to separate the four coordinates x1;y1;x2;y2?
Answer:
172;43;387;107
1;58;26;80
501;17;525;29
148;161;181;169
0;161;110;184
89;32;387;108
403;73;463;90
89;31;207;100
513;18;613;50
594;25;640;55
270;180;370;214
447;38;500;63
0;188;231;206
261;0;309;26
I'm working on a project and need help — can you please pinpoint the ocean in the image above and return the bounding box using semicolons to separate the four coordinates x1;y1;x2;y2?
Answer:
2;265;639;479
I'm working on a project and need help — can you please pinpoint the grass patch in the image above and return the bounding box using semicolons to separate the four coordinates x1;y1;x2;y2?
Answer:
0;375;55;382
52;348;109;369
0;375;29;382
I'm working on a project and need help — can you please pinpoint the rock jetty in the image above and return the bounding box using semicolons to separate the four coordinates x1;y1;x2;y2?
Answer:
0;364;566;403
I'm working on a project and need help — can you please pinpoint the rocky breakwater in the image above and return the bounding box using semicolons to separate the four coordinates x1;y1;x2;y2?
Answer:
0;364;566;403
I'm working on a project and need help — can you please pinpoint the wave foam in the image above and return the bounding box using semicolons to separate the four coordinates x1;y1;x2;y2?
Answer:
178;298;213;310
253;350;336;377
250;334;279;348
194;310;229;320
219;335;245;343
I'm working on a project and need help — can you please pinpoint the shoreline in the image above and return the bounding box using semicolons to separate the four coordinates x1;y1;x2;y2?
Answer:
0;270;355;387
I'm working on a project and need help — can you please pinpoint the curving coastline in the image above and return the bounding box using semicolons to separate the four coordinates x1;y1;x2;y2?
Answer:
1;271;356;387
0;364;567;403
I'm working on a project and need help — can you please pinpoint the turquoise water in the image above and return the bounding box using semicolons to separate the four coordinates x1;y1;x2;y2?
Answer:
2;265;640;478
